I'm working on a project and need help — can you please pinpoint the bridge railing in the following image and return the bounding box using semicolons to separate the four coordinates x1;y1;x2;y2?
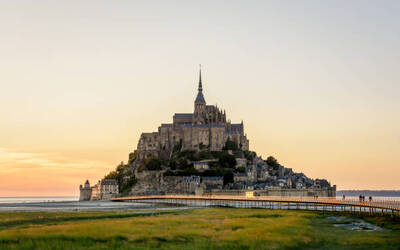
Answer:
112;194;400;211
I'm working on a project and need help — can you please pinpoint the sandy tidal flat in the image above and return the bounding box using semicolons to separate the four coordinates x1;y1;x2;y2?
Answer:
0;200;160;212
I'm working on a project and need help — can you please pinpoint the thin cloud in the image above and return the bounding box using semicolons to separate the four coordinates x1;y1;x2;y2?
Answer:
0;147;111;171
0;147;115;196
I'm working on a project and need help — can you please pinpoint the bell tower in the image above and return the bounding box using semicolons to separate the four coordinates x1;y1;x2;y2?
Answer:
194;65;206;124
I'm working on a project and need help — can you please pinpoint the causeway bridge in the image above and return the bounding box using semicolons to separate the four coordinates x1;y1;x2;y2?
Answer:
111;195;400;217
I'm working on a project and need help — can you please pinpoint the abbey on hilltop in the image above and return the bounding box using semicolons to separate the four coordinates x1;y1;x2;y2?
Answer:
79;68;336;200
135;68;249;161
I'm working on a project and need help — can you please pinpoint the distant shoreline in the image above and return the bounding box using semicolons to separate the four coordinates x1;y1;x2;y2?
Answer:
337;190;400;197
0;196;78;198
0;196;79;204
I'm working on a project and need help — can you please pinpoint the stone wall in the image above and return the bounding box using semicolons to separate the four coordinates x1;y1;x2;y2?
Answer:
201;187;336;197
257;187;336;197
137;132;160;160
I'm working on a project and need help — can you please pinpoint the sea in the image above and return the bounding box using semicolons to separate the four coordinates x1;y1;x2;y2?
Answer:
0;196;79;204
336;196;400;201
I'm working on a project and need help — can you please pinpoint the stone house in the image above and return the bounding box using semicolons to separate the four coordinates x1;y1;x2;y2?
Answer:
79;179;118;201
256;166;270;182
246;165;257;182
180;176;201;194
90;183;101;200
202;176;223;189
234;173;248;182
235;158;247;168
193;161;210;172
296;182;305;189
277;178;287;187
100;179;119;200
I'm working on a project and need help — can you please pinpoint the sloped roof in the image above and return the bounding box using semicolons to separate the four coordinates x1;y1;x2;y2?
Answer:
193;161;209;165
231;124;243;130
101;179;118;185
202;176;223;181
235;173;247;177
195;91;206;103
206;105;215;110
174;113;193;118
183;124;224;128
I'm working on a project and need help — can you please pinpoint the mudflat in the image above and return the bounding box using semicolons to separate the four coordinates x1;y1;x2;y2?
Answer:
0;200;159;212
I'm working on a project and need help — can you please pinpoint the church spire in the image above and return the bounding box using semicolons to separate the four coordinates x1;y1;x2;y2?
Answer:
198;64;203;92
194;65;206;104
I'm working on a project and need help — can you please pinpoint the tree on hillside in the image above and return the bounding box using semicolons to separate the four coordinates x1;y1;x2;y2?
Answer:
104;161;136;193
199;142;207;150
104;170;119;180
120;176;137;194
198;150;214;160
172;139;183;153
128;152;137;164
236;166;246;173
243;150;256;162
144;156;163;170
223;138;238;151
316;179;331;188
178;150;198;161
177;157;192;170
266;156;280;170
218;153;237;169
223;170;234;185
104;161;125;181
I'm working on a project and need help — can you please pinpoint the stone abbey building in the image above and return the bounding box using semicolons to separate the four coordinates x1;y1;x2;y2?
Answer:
135;70;249;161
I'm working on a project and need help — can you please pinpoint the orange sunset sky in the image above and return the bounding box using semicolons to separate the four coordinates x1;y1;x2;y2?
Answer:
1;1;399;196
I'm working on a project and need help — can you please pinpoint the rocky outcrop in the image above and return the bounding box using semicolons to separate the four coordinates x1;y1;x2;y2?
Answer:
131;170;187;195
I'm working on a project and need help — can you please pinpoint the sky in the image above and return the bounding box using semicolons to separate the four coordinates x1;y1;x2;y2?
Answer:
0;1;399;196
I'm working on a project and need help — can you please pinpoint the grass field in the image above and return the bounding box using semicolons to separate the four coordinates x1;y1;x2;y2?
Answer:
0;208;399;249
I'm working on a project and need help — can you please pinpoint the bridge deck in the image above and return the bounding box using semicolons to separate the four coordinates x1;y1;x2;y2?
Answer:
111;195;400;215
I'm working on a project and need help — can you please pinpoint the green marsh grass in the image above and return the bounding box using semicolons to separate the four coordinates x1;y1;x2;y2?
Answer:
0;208;399;249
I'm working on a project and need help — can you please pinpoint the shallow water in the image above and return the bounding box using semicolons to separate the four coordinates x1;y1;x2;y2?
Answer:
326;216;386;232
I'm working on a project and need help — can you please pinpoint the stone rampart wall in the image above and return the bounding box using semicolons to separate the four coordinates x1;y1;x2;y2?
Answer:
202;187;336;197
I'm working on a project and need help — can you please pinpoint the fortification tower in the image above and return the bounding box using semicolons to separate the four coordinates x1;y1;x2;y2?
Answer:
79;179;92;201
